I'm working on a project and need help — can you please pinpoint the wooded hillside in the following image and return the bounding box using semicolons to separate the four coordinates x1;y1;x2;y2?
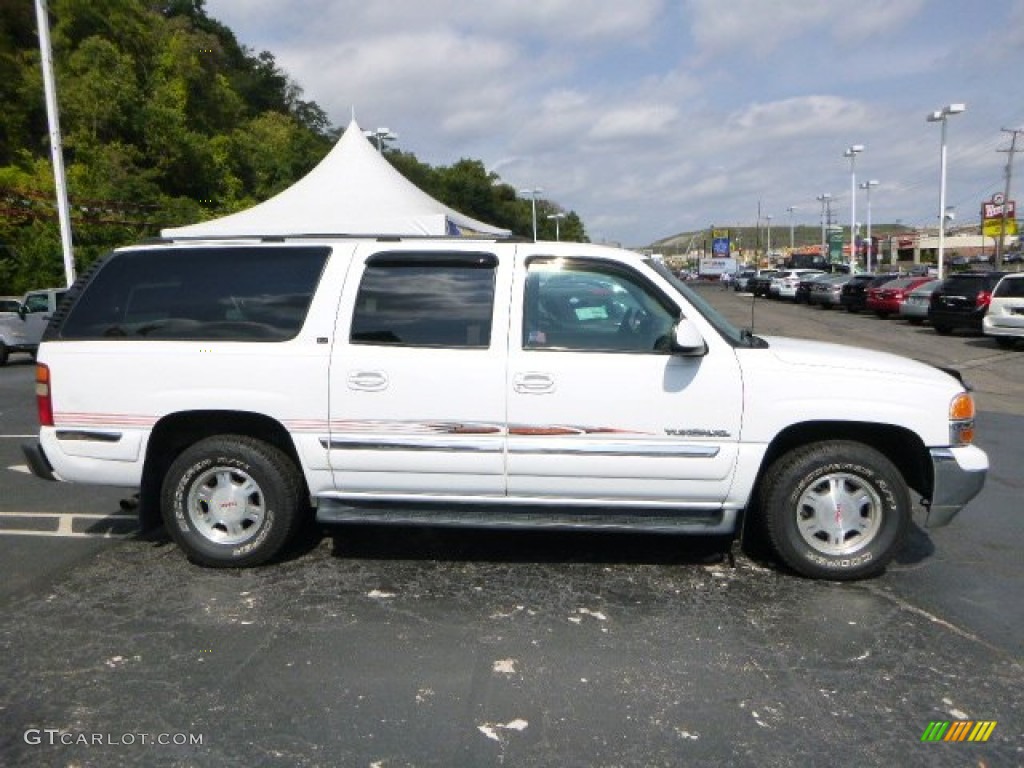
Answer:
0;0;585;293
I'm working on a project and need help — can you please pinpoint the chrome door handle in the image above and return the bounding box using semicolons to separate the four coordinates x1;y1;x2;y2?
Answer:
347;370;389;391
513;372;555;394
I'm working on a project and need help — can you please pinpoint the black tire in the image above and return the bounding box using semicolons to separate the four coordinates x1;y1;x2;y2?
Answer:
0;342;7;366
161;435;306;567
759;441;910;580
933;324;953;335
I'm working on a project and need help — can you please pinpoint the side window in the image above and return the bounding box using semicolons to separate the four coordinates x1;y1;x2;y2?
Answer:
59;246;330;341
523;259;677;353
24;293;51;313
350;252;496;349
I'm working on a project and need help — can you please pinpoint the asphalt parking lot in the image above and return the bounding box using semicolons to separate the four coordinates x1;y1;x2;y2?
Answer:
0;292;1021;767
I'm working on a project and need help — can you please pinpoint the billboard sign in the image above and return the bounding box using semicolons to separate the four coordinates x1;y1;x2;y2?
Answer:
981;195;1017;237
711;228;730;256
827;226;844;262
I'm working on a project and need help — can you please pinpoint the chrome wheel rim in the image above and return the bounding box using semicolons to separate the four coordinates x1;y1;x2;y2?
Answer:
795;472;883;556
187;466;266;545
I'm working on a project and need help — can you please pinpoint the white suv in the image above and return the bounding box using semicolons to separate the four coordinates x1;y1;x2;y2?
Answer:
769;269;824;300
22;236;988;580
982;273;1024;348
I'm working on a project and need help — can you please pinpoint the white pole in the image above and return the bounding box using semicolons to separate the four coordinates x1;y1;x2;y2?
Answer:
34;0;75;287
850;156;857;273
938;118;948;280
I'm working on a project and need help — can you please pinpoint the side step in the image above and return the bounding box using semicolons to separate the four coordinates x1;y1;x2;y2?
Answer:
315;498;729;534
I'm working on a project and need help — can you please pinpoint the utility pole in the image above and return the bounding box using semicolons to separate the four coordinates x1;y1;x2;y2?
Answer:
996;127;1023;268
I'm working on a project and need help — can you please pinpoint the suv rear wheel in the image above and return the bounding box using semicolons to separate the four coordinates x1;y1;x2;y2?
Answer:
161;435;306;567
760;441;910;580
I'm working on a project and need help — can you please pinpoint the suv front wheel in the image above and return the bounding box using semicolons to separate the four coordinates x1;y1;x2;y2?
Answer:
161;436;306;567
760;441;910;580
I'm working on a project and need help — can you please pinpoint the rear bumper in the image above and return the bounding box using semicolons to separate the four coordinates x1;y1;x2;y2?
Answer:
22;440;57;482
925;445;988;527
927;309;985;330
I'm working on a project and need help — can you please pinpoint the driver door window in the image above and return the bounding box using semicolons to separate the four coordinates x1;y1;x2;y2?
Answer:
523;260;676;352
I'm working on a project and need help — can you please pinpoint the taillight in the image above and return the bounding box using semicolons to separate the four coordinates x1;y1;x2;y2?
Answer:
35;363;53;427
976;291;992;308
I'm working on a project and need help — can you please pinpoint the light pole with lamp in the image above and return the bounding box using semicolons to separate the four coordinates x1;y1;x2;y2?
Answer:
844;144;864;273
546;212;566;241
364;126;398;153
816;193;831;263
926;104;966;279
860;180;879;271
786;205;797;250
519;187;543;242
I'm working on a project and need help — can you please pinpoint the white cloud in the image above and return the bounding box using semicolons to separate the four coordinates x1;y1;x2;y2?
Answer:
203;0;1024;245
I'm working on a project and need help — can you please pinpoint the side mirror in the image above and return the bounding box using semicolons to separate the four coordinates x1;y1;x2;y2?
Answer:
17;304;28;321
671;318;708;357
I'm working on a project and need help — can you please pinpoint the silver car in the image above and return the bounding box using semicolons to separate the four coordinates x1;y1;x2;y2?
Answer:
898;279;942;325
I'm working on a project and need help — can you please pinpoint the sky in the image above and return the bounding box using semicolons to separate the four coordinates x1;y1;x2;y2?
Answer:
204;0;1024;247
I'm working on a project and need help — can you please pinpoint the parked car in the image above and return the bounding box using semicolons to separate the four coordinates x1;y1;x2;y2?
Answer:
0;287;67;366
748;270;780;298
982;273;1024;348
0;296;22;315
769;269;824;300
732;269;757;292
928;271;1008;335
809;273;853;308
898;279;942;325
840;274;891;313
866;277;934;319
794;273;833;305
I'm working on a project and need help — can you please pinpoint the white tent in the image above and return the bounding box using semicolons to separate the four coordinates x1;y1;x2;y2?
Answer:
161;119;511;239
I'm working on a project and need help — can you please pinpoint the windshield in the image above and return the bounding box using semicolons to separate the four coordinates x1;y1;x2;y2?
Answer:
646;259;749;345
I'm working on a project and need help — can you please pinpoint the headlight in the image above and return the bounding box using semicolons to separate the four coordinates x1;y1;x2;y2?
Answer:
949;392;976;445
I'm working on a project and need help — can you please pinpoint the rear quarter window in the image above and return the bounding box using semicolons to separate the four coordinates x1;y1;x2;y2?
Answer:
58;246;330;341
995;276;1024;298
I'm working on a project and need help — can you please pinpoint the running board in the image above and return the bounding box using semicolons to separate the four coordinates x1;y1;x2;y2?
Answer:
315;498;731;534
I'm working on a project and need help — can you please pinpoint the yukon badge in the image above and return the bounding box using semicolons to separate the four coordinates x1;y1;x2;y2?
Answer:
665;428;731;438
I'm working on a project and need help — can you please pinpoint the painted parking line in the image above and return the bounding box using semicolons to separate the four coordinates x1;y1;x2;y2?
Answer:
0;511;138;539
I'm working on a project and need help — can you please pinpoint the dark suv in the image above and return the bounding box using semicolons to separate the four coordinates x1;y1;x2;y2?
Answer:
928;271;1008;335
840;275;891;313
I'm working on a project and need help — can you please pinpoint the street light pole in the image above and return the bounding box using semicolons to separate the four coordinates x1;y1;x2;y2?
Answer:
844;144;864;273
860;180;879;271
520;187;543;242
927;104;966;280
364;126;398;153
546;212;566;241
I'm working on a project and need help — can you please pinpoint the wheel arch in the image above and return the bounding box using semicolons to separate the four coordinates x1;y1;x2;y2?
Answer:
752;420;931;506
138;410;304;531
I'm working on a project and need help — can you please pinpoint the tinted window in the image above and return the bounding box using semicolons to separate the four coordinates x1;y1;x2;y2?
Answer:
941;276;986;295
524;259;677;353
24;292;64;312
350;253;496;348
60;246;329;341
995;276;1024;298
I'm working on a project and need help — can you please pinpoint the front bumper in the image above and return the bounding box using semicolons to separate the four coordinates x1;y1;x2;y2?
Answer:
925;445;988;527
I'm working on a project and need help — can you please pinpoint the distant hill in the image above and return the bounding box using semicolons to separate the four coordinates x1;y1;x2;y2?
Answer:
646;223;916;255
